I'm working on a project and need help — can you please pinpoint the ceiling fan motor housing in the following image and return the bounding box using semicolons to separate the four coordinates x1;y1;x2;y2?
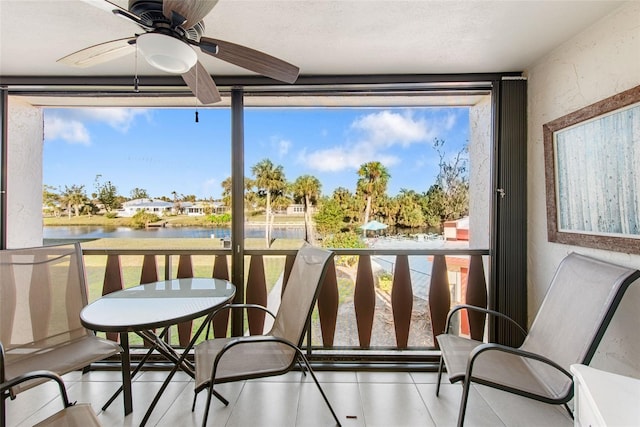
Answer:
128;0;204;41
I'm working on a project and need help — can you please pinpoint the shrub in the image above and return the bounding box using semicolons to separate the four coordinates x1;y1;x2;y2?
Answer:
206;213;232;225
321;231;366;267
377;271;393;294
130;211;160;229
104;212;118;219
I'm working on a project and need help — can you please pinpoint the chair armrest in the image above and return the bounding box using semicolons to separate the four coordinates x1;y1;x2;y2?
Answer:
206;304;276;340
0;342;5;383
466;342;573;400
444;304;527;337
0;370;72;408
210;335;299;380
212;303;276;320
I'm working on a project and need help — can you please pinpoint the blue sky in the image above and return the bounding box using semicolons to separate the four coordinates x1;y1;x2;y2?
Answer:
43;106;469;200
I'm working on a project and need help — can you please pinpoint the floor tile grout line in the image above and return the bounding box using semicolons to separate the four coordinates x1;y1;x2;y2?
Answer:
411;381;438;426
222;380;248;427
355;378;368;426
470;384;508;427
153;379;192;425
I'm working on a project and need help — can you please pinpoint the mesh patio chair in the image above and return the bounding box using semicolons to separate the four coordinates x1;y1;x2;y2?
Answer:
436;252;640;427
193;245;341;427
0;243;121;425
0;342;101;427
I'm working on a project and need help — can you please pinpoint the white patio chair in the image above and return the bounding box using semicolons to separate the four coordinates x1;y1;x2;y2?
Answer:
0;243;121;425
0;342;101;426
436;252;640;426
193;244;341;427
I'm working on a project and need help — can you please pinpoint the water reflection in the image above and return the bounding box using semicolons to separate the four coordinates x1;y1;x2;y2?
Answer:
43;226;304;240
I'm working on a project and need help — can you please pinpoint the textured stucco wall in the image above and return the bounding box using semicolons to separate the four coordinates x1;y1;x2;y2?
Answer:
469;95;492;250
525;2;640;377
8;97;43;248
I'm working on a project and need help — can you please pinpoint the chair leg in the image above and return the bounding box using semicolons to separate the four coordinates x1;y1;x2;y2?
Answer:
564;403;574;419
297;355;307;376
457;379;472;427
297;352;341;427
436;355;444;396
1;394;6;427
201;386;214;427
194;383;228;413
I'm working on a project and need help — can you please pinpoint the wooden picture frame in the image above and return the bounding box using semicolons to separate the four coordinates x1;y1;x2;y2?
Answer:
543;85;640;254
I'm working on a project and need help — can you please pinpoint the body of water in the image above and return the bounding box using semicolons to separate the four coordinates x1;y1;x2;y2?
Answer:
43;225;305;240
368;236;469;300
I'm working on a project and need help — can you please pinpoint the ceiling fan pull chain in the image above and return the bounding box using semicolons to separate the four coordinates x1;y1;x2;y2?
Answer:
134;42;140;92
195;64;199;123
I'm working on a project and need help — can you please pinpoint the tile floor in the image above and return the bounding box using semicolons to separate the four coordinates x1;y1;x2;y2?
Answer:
5;369;573;426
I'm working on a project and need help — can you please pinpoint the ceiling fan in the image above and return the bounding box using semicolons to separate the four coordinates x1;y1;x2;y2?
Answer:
58;0;300;104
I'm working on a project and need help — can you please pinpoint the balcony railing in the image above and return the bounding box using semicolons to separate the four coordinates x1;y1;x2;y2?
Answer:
82;246;490;365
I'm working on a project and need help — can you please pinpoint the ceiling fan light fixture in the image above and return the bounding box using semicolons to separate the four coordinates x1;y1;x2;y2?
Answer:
137;32;197;74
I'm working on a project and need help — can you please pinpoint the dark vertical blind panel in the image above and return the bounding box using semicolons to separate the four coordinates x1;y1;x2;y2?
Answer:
231;89;245;337
0;89;7;249
493;78;528;346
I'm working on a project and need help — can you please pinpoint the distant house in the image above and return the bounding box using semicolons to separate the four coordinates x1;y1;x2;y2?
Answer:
271;204;313;216
285;204;306;216
444;216;469;241
118;198;173;217
186;201;227;216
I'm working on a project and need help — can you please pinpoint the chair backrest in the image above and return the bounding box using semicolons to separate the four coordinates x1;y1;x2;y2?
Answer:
0;243;90;358
267;245;334;346
521;252;640;397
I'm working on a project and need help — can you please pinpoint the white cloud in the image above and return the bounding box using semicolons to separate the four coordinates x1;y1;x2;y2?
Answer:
298;109;436;173
278;139;291;157
44;108;149;145
351;110;431;147
44;116;90;145
443;111;458;131
301;146;350;172
79;108;149;132
300;144;399;172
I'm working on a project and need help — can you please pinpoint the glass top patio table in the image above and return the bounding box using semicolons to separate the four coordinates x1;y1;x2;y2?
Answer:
81;277;236;332
80;277;235;425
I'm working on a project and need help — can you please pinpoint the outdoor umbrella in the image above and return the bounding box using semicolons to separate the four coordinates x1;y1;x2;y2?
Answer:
359;220;388;231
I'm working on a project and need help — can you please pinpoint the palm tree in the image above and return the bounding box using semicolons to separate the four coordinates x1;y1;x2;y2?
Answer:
292;175;322;243
221;177;232;209
332;187;360;224
170;190;182;214
59;184;87;218
357;161;390;226
251;159;287;247
130;187;149;200
43;184;61;217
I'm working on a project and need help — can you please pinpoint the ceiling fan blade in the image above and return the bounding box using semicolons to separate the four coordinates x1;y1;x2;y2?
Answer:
199;37;299;84
80;0;128;14
80;0;149;29
182;61;221;104
163;0;219;30
57;38;136;68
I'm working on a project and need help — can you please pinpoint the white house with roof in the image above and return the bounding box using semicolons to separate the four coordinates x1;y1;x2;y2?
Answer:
117;199;173;217
185;201;227;216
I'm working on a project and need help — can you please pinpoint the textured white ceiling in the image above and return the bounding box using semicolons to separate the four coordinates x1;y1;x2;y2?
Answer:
0;0;626;106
